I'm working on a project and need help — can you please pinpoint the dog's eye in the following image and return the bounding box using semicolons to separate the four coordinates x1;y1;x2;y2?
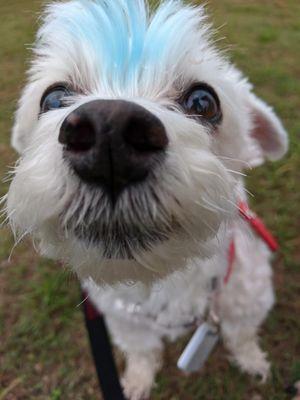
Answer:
181;84;222;124
40;85;72;113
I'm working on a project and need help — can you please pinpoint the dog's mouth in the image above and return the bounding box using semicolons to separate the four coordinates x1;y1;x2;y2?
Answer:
61;183;177;259
73;219;172;259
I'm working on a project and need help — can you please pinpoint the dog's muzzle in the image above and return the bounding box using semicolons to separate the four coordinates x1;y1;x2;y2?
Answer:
59;100;168;202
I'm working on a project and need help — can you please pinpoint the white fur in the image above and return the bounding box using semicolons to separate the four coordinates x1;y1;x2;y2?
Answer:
5;1;288;398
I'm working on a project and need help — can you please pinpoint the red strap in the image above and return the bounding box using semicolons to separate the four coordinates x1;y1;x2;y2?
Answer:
238;201;279;252
224;202;279;285
224;240;235;285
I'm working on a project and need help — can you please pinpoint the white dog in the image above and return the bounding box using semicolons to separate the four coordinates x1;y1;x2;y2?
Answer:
6;0;288;399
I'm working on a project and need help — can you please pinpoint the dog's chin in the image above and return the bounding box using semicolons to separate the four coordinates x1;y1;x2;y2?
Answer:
69;219;173;259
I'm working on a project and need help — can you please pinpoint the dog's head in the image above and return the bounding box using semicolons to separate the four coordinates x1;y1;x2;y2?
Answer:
6;0;288;284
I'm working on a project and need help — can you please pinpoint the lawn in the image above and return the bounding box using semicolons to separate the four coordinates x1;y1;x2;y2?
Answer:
0;0;299;399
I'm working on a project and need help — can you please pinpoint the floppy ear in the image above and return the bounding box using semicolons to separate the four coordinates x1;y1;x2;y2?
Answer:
247;93;288;163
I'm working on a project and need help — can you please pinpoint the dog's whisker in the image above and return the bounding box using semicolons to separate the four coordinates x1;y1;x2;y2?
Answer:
76;293;90;308
244;188;255;198
0;215;10;228
226;169;247;177
133;251;165;277
0;193;8;206
218;156;252;169
198;197;232;215
8;230;30;262
220;196;241;213
0;205;15;228
196;217;219;238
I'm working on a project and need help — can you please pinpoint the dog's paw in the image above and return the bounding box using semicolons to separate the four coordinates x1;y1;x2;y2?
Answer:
121;373;153;400
122;350;161;400
232;341;271;383
231;346;271;383
253;358;271;384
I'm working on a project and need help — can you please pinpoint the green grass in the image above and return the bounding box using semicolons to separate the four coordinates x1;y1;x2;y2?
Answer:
0;0;299;399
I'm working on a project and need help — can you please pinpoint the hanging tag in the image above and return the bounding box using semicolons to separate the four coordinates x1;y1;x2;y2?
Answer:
177;322;219;373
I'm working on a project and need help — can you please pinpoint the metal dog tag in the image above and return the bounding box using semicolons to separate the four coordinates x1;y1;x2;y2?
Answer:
177;322;219;373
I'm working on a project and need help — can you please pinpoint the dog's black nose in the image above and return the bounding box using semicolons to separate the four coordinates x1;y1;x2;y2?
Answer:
59;100;168;200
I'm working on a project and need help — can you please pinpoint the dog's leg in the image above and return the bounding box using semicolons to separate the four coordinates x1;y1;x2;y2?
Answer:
219;235;274;381
121;348;162;400
103;313;163;400
221;320;271;382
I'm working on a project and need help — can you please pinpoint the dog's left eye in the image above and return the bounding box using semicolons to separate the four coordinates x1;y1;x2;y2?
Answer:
180;84;222;124
40;85;72;113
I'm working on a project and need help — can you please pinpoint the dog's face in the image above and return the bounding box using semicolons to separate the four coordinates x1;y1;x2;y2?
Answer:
6;0;288;284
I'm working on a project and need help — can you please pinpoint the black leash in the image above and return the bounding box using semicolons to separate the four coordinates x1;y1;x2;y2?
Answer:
82;291;126;400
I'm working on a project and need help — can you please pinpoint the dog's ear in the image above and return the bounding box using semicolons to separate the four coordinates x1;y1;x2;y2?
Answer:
11;83;40;154
247;93;288;165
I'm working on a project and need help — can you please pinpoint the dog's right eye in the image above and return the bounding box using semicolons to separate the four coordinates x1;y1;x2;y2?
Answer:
40;85;72;113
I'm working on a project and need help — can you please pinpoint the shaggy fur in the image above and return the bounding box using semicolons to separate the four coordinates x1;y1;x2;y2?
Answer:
5;1;288;399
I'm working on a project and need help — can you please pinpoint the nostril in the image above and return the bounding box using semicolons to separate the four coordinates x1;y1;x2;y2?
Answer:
66;120;95;152
59;113;96;152
123;116;168;152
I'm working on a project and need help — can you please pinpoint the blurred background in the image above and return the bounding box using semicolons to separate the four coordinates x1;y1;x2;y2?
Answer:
0;0;299;399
